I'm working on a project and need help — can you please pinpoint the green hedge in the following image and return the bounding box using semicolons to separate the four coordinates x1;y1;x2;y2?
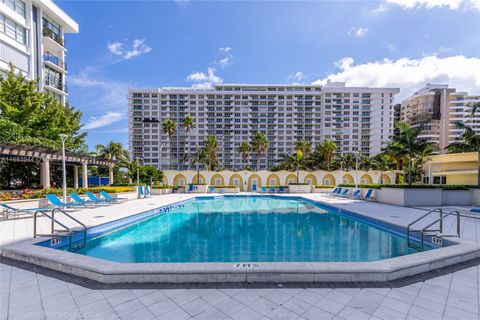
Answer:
152;184;173;189
0;186;134;201
288;183;309;185
211;185;238;188
314;185;335;188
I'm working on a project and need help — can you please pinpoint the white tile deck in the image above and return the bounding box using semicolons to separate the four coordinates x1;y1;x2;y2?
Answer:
1;193;479;319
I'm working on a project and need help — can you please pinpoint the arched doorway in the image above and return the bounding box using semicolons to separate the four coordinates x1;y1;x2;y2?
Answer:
380;174;391;184
360;174;373;184
304;173;318;185
248;174;262;191
173;174;187;186
229;174;243;188
285;173;297;185
342;173;354;184
210;173;225;186
266;173;280;186
322;174;336;186
192;173;206;184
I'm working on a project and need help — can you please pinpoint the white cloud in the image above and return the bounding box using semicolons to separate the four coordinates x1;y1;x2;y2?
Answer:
380;0;480;11
312;55;480;100
288;71;307;83
348;27;368;38
217;47;233;69
174;0;190;8
186;67;223;88
107;39;152;60
387;44;395;51
83;111;126;130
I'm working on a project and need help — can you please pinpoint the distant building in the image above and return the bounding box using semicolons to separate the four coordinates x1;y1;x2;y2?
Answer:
129;82;399;170
423;152;477;185
0;0;78;104
393;103;401;136
400;84;480;153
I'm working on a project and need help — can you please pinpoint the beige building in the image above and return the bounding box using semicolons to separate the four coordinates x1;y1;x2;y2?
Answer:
424;152;478;185
400;84;480;153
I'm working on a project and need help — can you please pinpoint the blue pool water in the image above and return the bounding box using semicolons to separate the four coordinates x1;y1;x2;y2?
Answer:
73;196;420;263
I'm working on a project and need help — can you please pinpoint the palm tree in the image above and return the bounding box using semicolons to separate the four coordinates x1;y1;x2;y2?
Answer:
372;153;391;184
293;150;303;183
294;139;312;157
470;101;480;116
341;153;355;171
182;114;195;169
162;119;177;169
95;141;124;160
359;154;374;171
191;147;207;184
203;136;219;170
446;121;480;186
237;142;251;168
118;152;137;184
251;131;269;170
389;121;432;185
319;140;337;170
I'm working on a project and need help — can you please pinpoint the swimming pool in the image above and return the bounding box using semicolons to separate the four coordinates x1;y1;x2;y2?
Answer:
69;196;421;263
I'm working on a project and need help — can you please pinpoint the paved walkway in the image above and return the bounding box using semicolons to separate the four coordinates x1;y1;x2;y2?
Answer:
1;193;479;320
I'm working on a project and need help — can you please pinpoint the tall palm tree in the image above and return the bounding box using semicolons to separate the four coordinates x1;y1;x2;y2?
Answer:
294;139;312;157
293;150;303;183
389;121;431;185
372;153;391;184
446;121;480;186
251;131;269;171
182;114;195;169
341;153;355;172
470;101;480;116
319;140;337;170
203;136;219;170
359;154;374;171
95;141;124;160
191;147;207;184
237;141;251;168
162;119;177;169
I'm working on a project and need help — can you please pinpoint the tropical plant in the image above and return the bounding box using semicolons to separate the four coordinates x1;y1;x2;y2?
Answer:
388;121;433;185
372;153;391;184
446;121;480;186
359;154;374;171
203;136;219;170
237;141;251;168
294;150;303;183
182;114;195;169
293;139;312;157
251;131;269;170
341;153;355;171
470;101;480;116
191;147;208;183
95;142;125;160
162;118;177;169
318;140;337;170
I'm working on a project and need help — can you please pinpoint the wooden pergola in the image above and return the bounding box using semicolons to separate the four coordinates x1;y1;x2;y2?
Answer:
0;143;116;189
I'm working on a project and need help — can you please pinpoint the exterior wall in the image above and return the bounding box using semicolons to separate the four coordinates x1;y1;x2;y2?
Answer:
401;84;480;153
424;152;478;185
0;0;78;104
129;83;399;170
162;170;396;191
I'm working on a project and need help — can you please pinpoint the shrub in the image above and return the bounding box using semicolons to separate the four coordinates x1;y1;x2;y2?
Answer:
0;186;134;200
211;185;238;188
152;184;173;189
339;184;382;189
314;185;335;188
288;183;309;185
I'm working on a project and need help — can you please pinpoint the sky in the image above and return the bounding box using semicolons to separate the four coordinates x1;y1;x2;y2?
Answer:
57;0;480;150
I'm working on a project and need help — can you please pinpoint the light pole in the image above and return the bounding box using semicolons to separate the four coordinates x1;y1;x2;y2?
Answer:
136;156;142;198
355;142;359;190
59;134;68;202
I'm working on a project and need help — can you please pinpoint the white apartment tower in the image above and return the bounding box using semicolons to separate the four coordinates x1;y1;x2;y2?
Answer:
128;82;399;170
0;0;78;104
400;84;480;153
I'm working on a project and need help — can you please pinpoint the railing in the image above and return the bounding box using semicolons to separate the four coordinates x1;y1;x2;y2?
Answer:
33;208;87;251
44;77;67;93
42;27;65;47
43;52;66;70
407;208;461;251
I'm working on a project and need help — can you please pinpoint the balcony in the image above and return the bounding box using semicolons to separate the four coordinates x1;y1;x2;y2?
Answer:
42;27;64;47
44;76;67;93
43;52;66;71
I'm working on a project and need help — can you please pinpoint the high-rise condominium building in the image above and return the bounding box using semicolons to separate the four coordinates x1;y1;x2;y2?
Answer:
0;0;78;104
128;82;399;170
400;84;480;153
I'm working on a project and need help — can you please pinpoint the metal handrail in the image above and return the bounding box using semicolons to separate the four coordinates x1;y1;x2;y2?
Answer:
33;208;87;251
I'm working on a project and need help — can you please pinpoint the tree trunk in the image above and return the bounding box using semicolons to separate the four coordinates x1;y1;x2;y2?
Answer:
196;164;200;184
380;170;383;184
256;152;260;171
297;166;299;183
408;157;412;186
477;150;480;187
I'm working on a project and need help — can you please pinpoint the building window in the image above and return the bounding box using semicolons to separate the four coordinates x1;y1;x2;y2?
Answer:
2;0;26;18
0;13;26;44
42;16;63;46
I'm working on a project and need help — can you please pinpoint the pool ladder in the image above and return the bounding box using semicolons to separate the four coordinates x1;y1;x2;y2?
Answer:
33;208;87;251
407;208;461;251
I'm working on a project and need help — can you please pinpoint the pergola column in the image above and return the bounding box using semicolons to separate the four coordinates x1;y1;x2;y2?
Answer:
40;157;50;189
82;162;88;188
108;165;114;185
73;165;79;189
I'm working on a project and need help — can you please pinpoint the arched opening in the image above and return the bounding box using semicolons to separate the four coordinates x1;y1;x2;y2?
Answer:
304;174;317;185
380;174;391;184
192;173;206;184
266;173;280;186
360;174;373;184
322;174;336;186
342;173;354;184
173;174;187;186
210;173;225;186
285;173;297;185
229;174;243;188
248;174;262;191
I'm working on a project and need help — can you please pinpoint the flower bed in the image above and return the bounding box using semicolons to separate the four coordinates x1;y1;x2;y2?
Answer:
0;187;134;201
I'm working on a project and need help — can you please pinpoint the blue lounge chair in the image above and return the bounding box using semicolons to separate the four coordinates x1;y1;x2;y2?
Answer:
138;186;145;198
363;189;376;201
46;194;83;208
261;186;267;193
269;186;276;193
351;189;362;199
337;188;350;197
145;185;151;198
86;192;108;204
70;193;96;206
1;203;52;219
100;191;128;202
471;208;480;214
209;186;215;193
188;184;194;192
252;184;257;192
279;186;286;193
329;187;341;196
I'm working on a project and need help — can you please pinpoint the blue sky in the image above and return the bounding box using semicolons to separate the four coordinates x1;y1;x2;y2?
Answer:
58;0;480;150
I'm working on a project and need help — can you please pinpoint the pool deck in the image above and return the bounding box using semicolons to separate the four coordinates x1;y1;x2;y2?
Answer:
1;193;480;319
